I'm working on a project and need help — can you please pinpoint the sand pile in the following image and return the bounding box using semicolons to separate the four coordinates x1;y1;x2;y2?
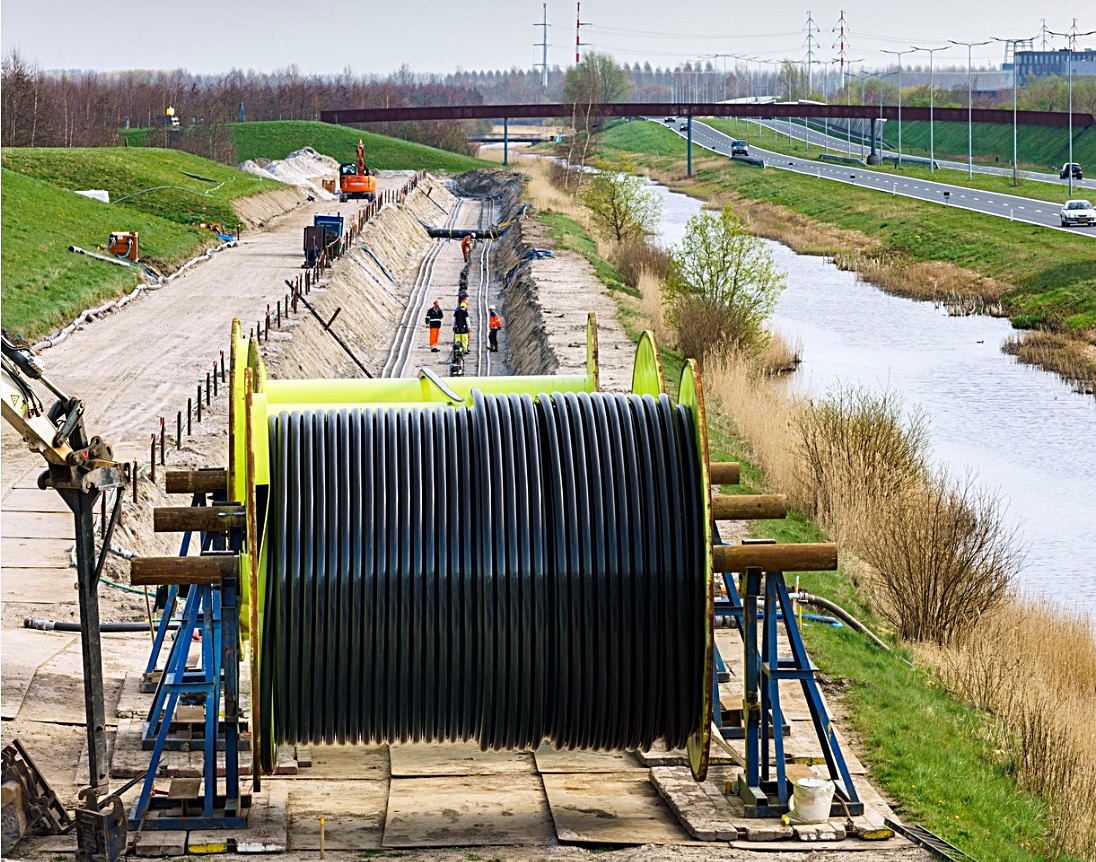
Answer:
238;147;339;200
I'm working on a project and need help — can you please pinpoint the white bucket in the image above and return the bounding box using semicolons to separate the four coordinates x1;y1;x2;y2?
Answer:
788;777;835;823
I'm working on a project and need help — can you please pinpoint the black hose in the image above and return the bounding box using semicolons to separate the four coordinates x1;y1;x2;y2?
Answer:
796;592;890;652
260;391;707;771
24;618;179;633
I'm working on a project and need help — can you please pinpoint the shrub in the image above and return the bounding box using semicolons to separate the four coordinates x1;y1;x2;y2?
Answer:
665;206;786;363
608;238;670;288
859;471;1024;646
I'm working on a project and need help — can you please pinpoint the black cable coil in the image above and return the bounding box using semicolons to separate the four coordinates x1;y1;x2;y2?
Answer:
262;390;705;766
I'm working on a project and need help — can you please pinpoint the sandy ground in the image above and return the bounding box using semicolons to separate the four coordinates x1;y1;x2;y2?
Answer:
1;166;928;861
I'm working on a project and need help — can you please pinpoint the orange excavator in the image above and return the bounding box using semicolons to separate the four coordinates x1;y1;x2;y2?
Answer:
338;139;377;202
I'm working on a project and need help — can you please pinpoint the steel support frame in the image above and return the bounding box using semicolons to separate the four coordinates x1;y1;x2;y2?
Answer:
728;566;861;817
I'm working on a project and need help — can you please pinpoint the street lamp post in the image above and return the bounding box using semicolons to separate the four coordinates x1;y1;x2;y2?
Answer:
843;59;864;156
881;48;916;168
1046;28;1096;196
849;70;873;158
948;38;993;180
912;46;948;173
994;35;1037;186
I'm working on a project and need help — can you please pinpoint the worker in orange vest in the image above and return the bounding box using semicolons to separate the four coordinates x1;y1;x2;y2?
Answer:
424;299;444;351
461;232;475;262
488;305;502;352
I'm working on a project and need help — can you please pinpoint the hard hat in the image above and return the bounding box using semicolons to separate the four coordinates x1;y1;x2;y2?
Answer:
489;305;496;311
460;300;468;308
470;232;476;238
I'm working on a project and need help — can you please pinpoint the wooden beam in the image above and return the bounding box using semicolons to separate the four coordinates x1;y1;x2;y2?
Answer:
130;554;239;586
709;461;740;486
153;506;246;533
712;543;838;573
711;494;787;520
164;469;227;495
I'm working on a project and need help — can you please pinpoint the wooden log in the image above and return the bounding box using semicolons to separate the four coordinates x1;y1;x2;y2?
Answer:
711;494;787;521
130;554;239;586
153;506;246;533
164;469;227;495
712;543;838;573
709;461;740;486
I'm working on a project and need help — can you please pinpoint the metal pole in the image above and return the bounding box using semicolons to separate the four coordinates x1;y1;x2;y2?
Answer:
59;488;109;794
994;35;1037;186
950;39;991;180
1045;29;1095;197
882;49;915;169
913;47;948;173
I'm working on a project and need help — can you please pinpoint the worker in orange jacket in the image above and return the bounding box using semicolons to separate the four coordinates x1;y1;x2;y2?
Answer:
488;305;502;352
461;232;475;262
424;299;444;351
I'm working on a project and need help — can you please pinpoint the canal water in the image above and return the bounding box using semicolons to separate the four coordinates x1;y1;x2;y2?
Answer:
648;179;1096;618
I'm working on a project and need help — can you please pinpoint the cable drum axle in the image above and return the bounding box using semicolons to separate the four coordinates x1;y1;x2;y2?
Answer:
261;390;706;770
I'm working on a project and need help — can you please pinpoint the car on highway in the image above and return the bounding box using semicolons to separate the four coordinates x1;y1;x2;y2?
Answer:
663;117;675;124
1060;199;1095;227
731;140;749;156
1060;163;1083;180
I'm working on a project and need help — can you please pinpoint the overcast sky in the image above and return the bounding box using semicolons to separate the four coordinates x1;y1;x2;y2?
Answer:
2;1;1093;78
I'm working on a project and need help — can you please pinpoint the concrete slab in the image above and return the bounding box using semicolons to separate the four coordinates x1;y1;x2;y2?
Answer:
533;744;642;773
286;778;387;850
2;566;78;604
19;670;122;726
648;765;741;842
383;774;553;848
635;741;689;767
2;487;71;513
0;630;77;719
2;511;79;539
389;741;535;777
133;829;188;856
542;771;695;845
282;743;389;780
188;782;288;854
6;467;48;490
0;536;73;568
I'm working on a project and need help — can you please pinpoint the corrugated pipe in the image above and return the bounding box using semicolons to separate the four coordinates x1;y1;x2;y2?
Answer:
24;618;179;633
795;592;891;652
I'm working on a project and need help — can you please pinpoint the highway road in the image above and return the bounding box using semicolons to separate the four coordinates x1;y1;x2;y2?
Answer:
654;118;1095;236
748;117;1095;190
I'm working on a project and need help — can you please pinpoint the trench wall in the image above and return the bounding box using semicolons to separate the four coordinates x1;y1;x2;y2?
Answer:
261;175;459;380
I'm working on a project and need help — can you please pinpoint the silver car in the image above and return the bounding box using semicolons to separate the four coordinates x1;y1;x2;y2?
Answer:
1060;199;1095;227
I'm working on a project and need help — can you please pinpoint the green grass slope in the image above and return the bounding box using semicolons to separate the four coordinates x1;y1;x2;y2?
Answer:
230;120;490;172
123;120;493;172
881;119;1096;171
1;168;215;339
2;147;280;228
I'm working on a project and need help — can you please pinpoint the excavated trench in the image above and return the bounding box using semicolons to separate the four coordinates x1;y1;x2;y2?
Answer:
261;170;560;382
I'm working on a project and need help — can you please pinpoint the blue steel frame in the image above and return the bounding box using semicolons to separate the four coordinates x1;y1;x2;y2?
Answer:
710;540;863;817
129;488;249;831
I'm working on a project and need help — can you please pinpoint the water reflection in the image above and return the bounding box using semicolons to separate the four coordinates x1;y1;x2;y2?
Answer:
647;180;1096;617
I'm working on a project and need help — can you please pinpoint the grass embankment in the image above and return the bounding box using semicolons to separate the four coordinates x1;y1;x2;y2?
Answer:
123;120;492;173
596;120;1096;388
706;118;1089;207
511;152;1077;859
881;119;1096;172
1;147;284;340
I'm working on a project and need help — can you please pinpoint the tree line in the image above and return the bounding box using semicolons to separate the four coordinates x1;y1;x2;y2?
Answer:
4;46;1085;162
